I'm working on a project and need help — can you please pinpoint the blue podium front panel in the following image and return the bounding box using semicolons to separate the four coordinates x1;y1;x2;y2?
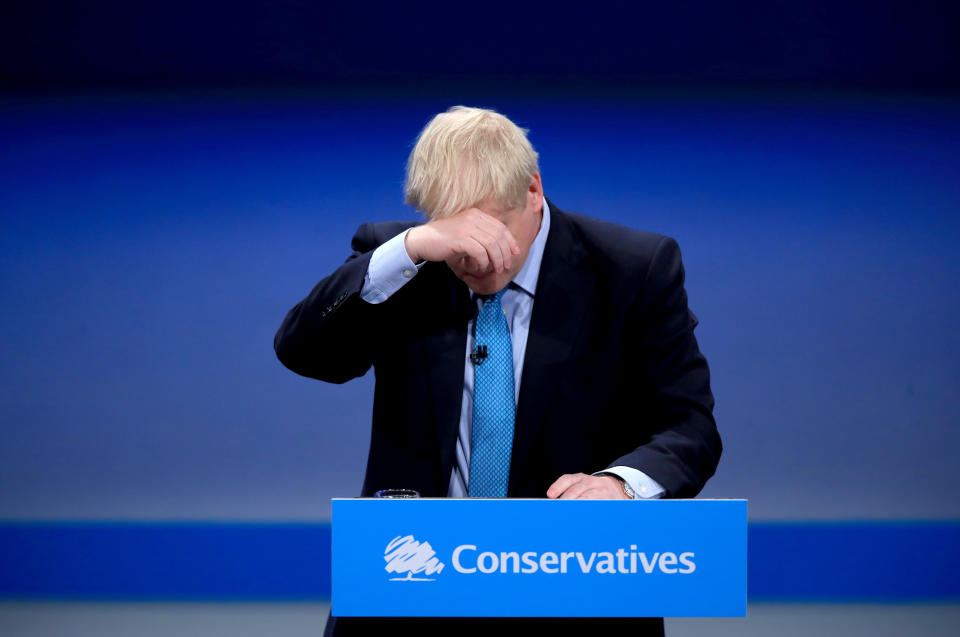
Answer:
331;498;746;617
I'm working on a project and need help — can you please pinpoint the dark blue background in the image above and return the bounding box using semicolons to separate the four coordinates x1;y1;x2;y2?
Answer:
2;1;959;93
1;0;958;600
2;90;957;521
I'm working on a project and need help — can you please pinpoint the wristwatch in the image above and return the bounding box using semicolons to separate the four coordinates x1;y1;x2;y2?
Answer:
598;472;636;499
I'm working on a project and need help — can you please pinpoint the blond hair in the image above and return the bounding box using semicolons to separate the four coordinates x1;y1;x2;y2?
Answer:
405;106;540;219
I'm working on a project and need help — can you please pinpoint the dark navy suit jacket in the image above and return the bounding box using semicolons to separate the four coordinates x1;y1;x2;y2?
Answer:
275;200;721;500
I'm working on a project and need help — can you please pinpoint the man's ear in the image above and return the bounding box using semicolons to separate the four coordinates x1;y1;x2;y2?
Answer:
528;173;543;204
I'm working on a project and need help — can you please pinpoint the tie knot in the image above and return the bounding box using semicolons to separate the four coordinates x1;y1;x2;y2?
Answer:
481;288;509;307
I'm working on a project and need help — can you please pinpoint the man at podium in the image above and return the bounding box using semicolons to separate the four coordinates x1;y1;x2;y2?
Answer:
275;106;721;635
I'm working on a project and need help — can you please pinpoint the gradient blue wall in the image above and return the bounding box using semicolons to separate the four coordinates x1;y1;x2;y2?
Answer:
3;91;958;524
1;0;958;602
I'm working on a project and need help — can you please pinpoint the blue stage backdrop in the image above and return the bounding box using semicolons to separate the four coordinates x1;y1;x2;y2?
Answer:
1;88;958;600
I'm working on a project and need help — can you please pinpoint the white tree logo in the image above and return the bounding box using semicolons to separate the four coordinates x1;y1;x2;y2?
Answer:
384;535;445;581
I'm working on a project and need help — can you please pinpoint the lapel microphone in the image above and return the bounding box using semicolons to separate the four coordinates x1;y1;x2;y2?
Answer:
470;344;488;365
470;292;490;365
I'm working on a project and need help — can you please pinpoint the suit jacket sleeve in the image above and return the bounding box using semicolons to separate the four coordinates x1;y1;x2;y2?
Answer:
608;236;721;498
273;221;414;383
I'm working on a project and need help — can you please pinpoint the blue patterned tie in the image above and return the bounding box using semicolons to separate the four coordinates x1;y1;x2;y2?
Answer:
468;288;515;498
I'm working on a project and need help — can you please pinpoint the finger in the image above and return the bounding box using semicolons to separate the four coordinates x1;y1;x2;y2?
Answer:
480;222;518;268
462;226;502;273
477;231;505;273
495;232;514;270
574;487;618;500
558;479;594;500
561;476;623;500
484;233;511;273
474;221;513;272
547;473;586;499
478;214;517;250
463;237;490;273
464;210;520;258
502;226;521;255
461;223;508;272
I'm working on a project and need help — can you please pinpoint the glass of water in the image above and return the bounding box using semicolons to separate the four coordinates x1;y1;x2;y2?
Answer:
373;488;420;498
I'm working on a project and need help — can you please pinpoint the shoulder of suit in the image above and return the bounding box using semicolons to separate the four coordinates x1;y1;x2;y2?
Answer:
553;206;675;269
351;219;422;253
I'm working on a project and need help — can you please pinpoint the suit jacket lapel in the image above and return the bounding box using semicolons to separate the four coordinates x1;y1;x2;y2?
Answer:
510;204;592;494
421;263;471;493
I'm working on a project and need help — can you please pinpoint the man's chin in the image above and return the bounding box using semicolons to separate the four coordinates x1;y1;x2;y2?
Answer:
459;271;508;295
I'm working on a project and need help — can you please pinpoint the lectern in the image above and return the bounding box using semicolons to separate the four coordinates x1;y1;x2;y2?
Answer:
332;498;746;617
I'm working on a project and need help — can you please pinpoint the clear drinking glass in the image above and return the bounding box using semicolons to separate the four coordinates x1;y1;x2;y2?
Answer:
373;488;420;498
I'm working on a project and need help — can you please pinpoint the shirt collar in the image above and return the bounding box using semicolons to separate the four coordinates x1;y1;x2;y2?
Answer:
511;196;550;297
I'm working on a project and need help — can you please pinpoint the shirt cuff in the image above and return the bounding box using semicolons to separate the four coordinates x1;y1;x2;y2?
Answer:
595;466;666;499
360;229;424;304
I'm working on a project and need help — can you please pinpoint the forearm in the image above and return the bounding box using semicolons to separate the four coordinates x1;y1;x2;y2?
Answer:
609;410;720;498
